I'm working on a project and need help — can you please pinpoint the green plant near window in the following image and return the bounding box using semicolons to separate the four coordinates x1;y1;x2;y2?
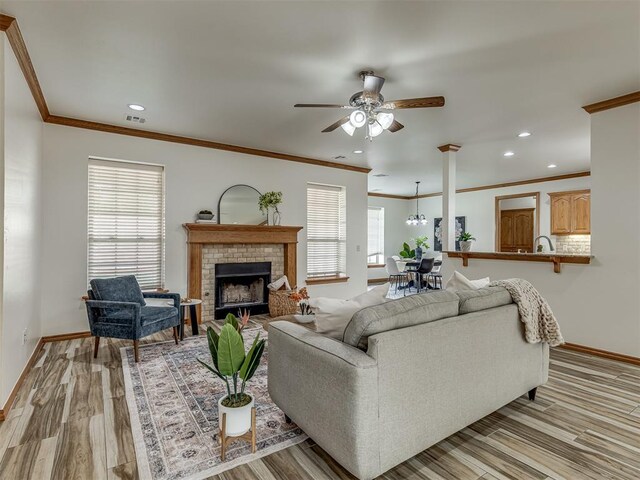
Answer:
197;313;266;408
415;235;430;250
458;232;476;241
258;191;283;214
399;242;416;259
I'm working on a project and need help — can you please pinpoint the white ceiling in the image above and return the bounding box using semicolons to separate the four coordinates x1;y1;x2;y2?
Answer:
4;1;639;195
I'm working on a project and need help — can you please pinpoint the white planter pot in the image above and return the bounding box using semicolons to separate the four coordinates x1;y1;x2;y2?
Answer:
218;394;254;437
460;241;473;252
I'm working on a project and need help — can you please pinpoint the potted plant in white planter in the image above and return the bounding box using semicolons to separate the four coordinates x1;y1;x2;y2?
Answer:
458;232;476;252
198;312;266;437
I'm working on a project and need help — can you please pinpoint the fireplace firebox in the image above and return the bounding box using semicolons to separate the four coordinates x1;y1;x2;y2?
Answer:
214;262;271;319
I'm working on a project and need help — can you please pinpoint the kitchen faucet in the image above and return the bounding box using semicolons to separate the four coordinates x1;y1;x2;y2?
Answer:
534;235;554;252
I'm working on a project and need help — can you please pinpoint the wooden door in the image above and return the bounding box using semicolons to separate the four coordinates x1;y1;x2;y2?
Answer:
550;195;572;234
500;209;534;252
571;193;591;234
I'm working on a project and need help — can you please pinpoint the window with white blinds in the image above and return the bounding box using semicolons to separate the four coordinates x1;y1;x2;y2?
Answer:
306;183;347;279
88;158;165;290
367;206;385;264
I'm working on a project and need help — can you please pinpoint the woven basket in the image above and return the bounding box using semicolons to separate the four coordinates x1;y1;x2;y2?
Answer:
268;289;298;317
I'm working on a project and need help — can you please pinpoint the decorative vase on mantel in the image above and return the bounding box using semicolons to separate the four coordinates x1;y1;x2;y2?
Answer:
268;208;281;226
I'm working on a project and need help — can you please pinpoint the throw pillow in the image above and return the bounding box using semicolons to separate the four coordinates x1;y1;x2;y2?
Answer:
445;271;490;292
310;283;390;339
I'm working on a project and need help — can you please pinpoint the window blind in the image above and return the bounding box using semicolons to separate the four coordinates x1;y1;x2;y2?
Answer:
306;183;347;278
367;206;384;264
88;158;165;290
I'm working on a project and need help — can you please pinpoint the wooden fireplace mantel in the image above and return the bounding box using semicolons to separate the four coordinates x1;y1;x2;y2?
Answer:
183;224;303;319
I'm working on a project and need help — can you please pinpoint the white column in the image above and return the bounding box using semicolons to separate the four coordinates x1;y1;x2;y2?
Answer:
439;144;460;251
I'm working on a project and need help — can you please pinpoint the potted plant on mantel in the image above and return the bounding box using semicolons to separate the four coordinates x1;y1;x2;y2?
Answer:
458;232;476;252
258;191;283;225
198;312;266;437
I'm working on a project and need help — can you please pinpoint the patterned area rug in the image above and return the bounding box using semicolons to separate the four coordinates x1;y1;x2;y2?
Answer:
121;327;307;480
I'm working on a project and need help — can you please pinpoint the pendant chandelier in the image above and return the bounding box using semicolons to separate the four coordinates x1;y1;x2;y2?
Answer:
406;181;428;226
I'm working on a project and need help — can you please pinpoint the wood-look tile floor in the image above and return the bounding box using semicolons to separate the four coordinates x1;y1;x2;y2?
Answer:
1;323;639;480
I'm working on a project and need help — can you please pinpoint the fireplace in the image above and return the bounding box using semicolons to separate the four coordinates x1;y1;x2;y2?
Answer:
214;262;271;319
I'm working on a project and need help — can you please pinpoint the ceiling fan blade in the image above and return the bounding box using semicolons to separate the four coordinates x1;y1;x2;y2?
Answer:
322;115;350;133
388;120;405;132
363;75;385;95
294;103;353;109
382;96;445;109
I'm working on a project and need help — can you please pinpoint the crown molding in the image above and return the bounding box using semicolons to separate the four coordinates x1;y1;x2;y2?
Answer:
1;14;49;120
366;192;414;200
368;171;591;199
0;12;370;174
582;91;640;114
45;115;371;173
437;144;461;152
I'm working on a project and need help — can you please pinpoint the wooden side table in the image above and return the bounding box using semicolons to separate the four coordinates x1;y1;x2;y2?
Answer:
180;299;202;340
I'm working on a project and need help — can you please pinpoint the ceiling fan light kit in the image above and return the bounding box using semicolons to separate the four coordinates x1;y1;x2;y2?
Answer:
295;71;444;141
407;181;428;226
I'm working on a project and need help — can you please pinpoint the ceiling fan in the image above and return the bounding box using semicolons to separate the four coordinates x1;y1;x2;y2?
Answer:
294;71;445;140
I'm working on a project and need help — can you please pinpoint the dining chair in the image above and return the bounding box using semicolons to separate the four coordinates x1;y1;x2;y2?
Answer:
385;257;409;295
415;258;435;293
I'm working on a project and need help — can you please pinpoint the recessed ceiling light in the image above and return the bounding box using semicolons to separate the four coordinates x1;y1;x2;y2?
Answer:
548;164;557;168
518;132;531;138
353;150;364;154
372;173;389;177
503;151;515;157
128;104;145;111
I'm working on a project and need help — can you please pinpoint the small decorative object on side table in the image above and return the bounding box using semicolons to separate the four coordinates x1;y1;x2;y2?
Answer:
179;298;203;340
289;287;313;315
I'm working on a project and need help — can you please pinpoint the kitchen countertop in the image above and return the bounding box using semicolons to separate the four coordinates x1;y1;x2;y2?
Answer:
444;250;593;273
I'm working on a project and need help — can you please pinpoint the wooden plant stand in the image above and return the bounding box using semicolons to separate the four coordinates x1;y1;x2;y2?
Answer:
220;407;257;461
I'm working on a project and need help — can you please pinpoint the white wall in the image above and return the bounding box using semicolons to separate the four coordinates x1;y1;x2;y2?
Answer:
443;103;640;357
366;196;411;280
41;124;368;335
1;38;43;404
417;176;591;253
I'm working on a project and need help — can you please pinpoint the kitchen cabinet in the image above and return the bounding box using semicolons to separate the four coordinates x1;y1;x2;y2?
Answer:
549;190;590;235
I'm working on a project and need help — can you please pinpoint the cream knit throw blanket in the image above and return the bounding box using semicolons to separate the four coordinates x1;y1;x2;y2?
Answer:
490;278;564;347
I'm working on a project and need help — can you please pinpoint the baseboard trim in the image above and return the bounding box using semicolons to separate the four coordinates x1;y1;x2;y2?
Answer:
560;343;640;366
368;278;388;285
41;331;92;343
0;338;45;421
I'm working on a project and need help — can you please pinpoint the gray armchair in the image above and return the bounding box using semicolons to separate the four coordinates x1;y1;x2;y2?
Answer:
85;275;181;362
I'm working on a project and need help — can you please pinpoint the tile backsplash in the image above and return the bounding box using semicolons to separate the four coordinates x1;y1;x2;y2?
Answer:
554;235;591;254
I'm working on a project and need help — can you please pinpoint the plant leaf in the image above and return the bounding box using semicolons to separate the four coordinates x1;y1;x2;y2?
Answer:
224;313;239;331
239;334;261;380
217;324;245;376
206;327;220;370
242;341;266;382
197;358;225;381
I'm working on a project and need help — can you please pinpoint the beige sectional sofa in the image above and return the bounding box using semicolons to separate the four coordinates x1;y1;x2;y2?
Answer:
268;287;549;480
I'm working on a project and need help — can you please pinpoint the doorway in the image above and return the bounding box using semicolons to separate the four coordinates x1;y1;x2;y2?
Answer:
495;192;540;253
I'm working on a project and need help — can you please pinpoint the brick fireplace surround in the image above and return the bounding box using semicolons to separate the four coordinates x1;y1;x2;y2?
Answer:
183;224;303;322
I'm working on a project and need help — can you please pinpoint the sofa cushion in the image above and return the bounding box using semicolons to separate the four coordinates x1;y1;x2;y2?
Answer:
342;291;459;349
446;271;490;292
311;283;390;340
456;286;513;314
90;275;146;306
